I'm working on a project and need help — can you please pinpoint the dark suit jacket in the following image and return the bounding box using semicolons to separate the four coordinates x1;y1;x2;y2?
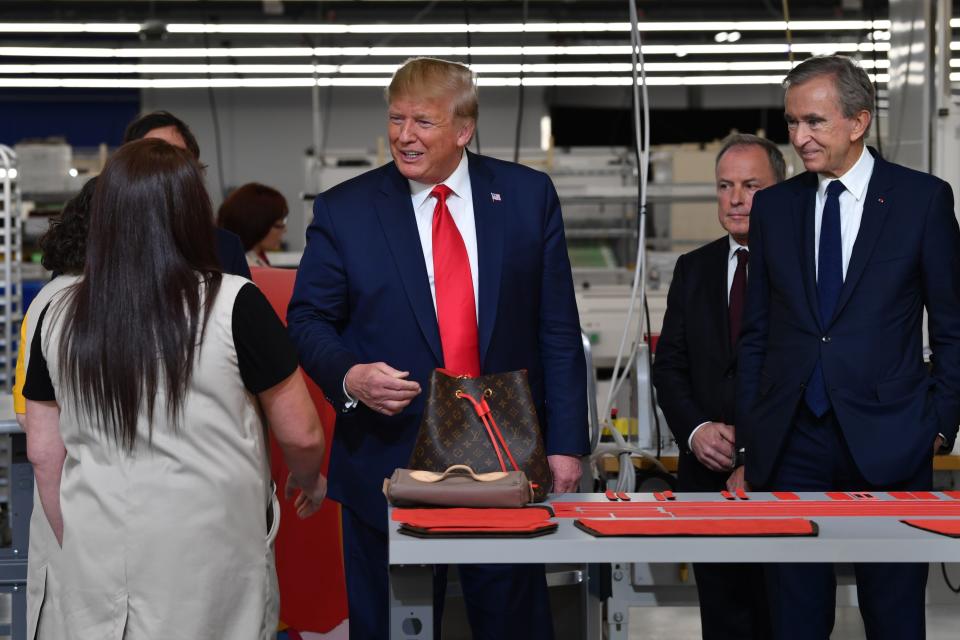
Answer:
737;149;960;488
215;227;252;278
652;237;739;491
287;151;589;530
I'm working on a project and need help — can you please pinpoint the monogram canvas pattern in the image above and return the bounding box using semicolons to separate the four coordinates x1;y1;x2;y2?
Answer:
409;369;552;502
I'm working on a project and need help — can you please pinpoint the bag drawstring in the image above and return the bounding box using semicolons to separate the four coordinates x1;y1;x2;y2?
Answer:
456;391;521;473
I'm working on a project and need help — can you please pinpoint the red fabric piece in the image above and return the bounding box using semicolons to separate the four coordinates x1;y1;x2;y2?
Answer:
576;518;817;537
735;487;749;500
431;185;480;377
617;492;632;501
392;507;552;530
250;267;347;634
889;491;918;500
910;492;939;500
605;489;618;501
663;490;676;501
901;519;960;537
720;490;734;500
825;492;853;501
773;492;801;500
945;491;960;500
551;499;960;519
653;492;665;501
406;522;556;534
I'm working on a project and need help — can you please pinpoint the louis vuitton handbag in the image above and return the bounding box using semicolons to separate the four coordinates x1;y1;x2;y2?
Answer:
408;368;552;502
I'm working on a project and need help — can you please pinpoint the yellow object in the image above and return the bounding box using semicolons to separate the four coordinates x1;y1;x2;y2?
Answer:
602;417;638;438
12;314;27;415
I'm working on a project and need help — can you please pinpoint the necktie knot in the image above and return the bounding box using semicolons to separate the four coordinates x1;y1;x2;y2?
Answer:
431;184;453;204
735;247;749;266
826;180;846;199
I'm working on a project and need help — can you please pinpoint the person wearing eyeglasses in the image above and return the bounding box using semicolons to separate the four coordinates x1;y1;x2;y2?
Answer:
217;182;290;267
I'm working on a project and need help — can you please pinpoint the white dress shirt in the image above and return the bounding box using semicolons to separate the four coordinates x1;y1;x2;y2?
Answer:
689;236;748;450
343;151;478;408
409;151;479;315
814;144;875;280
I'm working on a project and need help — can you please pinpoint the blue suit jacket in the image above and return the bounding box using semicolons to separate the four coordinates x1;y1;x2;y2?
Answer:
287;152;588;530
737;149;960;488
215;227;252;278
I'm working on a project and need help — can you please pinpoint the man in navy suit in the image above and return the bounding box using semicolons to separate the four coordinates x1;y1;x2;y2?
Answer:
653;134;783;639
737;55;960;639
123;111;251;278
287;57;588;639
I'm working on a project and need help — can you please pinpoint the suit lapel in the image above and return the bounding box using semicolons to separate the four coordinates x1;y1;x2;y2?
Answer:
793;173;821;330
373;165;443;363
468;152;504;368
830;155;893;325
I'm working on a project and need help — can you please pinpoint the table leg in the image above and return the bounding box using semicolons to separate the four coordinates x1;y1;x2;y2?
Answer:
389;564;434;639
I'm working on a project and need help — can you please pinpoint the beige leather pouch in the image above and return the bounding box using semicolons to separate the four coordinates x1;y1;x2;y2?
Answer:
384;464;534;508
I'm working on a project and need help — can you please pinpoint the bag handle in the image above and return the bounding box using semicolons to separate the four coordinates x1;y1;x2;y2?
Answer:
409;465;510;483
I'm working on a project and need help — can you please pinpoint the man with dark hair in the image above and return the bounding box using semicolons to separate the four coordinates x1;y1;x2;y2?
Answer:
288;57;587;639
738;54;960;638
123;111;250;278
653;133;783;639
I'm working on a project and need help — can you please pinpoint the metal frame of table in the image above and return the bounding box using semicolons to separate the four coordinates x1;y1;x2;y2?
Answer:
388;492;960;639
0;420;28;640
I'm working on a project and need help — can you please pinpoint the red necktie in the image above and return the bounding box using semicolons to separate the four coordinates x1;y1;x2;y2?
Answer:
431;184;480;377
728;247;748;347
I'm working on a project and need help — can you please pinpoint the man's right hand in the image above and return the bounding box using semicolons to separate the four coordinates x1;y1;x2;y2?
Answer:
690;422;736;472
345;362;421;416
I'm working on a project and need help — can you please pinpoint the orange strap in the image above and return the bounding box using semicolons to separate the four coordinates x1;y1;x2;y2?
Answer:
458;392;521;473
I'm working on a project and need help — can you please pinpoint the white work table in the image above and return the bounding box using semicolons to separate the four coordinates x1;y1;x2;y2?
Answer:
388;492;960;638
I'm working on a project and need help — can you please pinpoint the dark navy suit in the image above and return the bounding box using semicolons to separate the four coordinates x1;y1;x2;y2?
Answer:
287;151;588;639
215;227;251;278
737;149;960;639
652;237;770;639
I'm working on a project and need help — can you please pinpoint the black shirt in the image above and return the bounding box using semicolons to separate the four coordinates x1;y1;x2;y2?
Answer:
24;283;297;401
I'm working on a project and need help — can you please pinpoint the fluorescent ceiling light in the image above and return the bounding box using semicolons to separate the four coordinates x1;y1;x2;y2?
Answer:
0;73;892;89
0;22;140;33
0;20;894;35
0;42;894;59
0;60;894;75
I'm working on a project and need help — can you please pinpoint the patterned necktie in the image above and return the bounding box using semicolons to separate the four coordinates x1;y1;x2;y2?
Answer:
431;184;480;377
728;248;749;347
804;179;846;417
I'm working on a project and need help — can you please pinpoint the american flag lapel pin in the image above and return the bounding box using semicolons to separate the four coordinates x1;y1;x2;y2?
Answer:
877;197;885;204
490;192;501;202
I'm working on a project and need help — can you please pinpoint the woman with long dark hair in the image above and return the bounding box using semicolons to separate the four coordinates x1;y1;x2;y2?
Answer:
22;139;326;639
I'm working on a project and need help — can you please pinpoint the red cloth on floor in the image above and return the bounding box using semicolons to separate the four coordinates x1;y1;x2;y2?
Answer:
575;517;818;537
901;519;960;537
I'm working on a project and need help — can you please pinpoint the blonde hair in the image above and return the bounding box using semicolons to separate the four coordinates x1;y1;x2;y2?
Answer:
386;57;479;121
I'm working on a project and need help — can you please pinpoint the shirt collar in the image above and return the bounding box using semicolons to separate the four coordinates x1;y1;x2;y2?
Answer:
728;235;748;261
409;150;470;209
817;144;873;202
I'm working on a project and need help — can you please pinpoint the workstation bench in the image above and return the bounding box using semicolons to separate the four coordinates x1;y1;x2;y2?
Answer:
388;491;960;639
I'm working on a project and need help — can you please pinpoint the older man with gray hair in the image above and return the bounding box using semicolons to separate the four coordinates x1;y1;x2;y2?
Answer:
737;54;960;639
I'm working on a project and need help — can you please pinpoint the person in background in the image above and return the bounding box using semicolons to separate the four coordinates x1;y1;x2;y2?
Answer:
217;182;289;267
652;134;784;639
738;55;960;639
123;110;252;278
23;139;327;639
287;57;587;639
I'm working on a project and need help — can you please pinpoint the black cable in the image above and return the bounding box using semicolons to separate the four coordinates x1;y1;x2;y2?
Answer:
644;291;661;459
943;563;960;594
202;29;227;200
512;0;529;164
867;0;883;157
463;0;480;155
